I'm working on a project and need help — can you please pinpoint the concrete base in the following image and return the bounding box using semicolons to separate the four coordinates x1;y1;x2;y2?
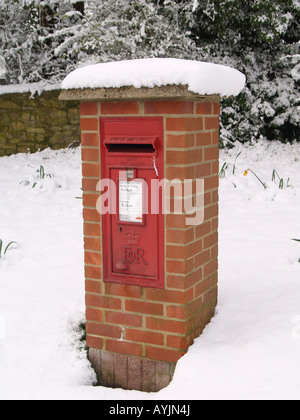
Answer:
89;348;176;392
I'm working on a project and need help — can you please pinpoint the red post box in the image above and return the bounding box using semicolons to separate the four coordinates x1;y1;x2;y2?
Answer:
100;117;164;289
59;56;247;390
60;81;228;391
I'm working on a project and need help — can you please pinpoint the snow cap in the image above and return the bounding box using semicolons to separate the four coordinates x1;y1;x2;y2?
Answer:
61;58;246;97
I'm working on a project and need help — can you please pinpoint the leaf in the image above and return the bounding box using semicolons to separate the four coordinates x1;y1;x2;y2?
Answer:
4;241;17;255
0;239;2;258
40;165;45;179
292;238;300;243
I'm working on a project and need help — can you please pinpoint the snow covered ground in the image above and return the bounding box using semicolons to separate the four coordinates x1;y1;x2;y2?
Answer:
0;139;299;400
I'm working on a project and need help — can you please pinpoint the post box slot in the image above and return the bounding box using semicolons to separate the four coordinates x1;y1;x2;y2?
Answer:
104;136;158;155
106;144;155;154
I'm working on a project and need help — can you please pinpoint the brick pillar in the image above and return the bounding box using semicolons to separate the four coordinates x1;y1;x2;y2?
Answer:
60;87;220;392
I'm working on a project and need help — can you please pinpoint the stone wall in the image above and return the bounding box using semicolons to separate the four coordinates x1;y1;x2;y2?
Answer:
0;89;80;156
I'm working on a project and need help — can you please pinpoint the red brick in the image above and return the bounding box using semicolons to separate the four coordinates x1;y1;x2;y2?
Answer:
167;238;202;260
146;317;187;334
166;165;195;180
194;250;211;268
83;193;99;208
166;214;187;228
193;306;215;330
166;117;203;132
101;102;139;115
82;162;100;178
146;288;191;304
204;259;218;277
126;329;164;346
105;311;143;327
166;149;202;165
166;305;186;319
80;118;98;131
204;203;218;220
212;131;219;145
125;300;164;316
85;265;101;280
85;251;102;266
86;335;103;349
211;272;218;286
83;222;101;237
211;244;218;259
212;217;218;231
196;132;211;146
195;221;211;239
213;102;221;116
166;133;195;148
184;267;203;289
204;192;212;206
205;176;219;191
85;294;121;310
166;335;190;349
82;178;99;193
202;286;218;306
81;132;99;147
204;147;219;162
166;258;194;275
196;102;212;115
166;275;186;290
83;208;100;223
166;228;194;245
81;148;99;163
195;162;211;178
80;102;98;116
106;339;142;357
186;296;204;317
84;236;101;252
146;346;184;363
203;232;218;249
86;308;103;322
105;283;142;299
145;101;194;115
205;117;219;130
86;322;121;338
212;160;219;175
194;278;211;298
85;279;102;294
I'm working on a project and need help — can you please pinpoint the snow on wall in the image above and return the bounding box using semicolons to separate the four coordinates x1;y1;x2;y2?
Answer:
61;58;246;97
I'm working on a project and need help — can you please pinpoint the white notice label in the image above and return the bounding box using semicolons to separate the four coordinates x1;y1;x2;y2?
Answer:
119;180;143;223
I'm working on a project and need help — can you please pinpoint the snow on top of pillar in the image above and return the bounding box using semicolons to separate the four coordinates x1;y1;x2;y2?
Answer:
61;58;246;97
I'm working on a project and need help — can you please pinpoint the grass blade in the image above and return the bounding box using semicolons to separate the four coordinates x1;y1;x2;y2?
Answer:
4;241;17;255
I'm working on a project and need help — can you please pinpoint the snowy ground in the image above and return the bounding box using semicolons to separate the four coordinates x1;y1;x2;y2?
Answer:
0;139;299;400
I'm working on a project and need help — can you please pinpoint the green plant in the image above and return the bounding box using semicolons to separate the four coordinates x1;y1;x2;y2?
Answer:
75;188;83;200
232;152;242;175
243;168;267;189
0;239;17;258
219;162;229;178
272;169;293;189
20;165;53;188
